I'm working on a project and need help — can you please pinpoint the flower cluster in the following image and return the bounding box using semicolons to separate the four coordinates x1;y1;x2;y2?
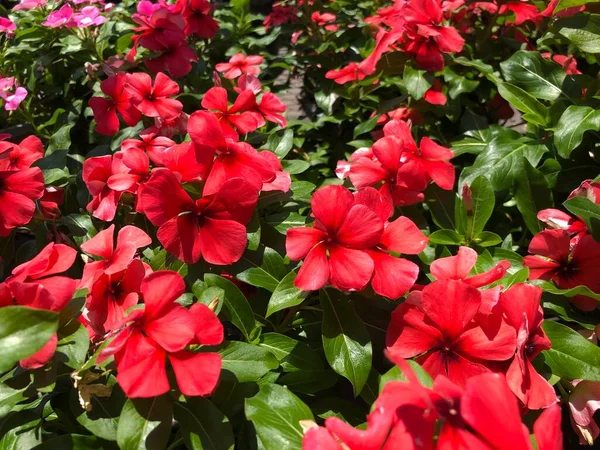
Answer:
336;119;455;206
525;179;600;311
127;0;217;78
303;357;562;450
42;3;109;28
86;71;290;266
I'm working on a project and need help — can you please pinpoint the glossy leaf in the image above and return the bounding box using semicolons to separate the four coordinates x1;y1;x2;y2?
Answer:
174;398;235;450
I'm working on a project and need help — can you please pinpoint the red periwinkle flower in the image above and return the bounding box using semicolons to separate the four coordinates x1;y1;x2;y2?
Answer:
121;133;176;166
0;167;44;236
89;73;142;136
125;72;183;121
145;42;199;79
98;271;223;398
386;279;516;386
138;169;258;265
82;155;124;221
286;185;427;296
523;230;600;311
174;0;218;38
106;147;150;194
325;62;368;84
258;92;287;127
10;242;77;283
0;135;44;171
500;283;557;410
80;224;152;289
423;79;447;105
188;111;288;195
201;87;263;139
215;53;263;79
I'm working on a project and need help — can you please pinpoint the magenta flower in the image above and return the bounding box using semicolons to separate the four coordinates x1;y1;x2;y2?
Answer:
0;18;16;36
0;77;27;111
72;6;106;27
42;5;74;28
12;0;46;10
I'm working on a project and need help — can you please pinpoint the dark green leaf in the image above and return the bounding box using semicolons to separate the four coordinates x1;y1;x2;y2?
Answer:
555;14;600;53
56;321;90;369
0;306;59;373
258;333;323;372
466;176;495;237
116;396;173;450
320;289;372;397
554;106;600;158
245;384;313;450
237;248;287;293
353;115;379;139
497;82;548;126
403;65;432;100
429;229;463;245
205;274;255;341
543;321;600;380
217;341;279;382
514;159;554;234
267;271;306;317
174;398;234;450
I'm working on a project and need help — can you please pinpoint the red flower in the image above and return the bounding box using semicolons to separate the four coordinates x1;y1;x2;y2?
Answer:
188;110;285;195
125;72;183;121
489;93;515;120
80;224;152;289
39;186;64;219
10;242;77;283
175;0;218;38
201;87;263;139
403;0;465;71
138;169;258;265
325;62;368;84
258;92;287;128
145;42;199;79
0;135;43;170
161;141;211;182
523;230;600;311
82;155;123;221
128;7;186;62
122;132;176;166
423;79;447;105
311;11;338;31
499;1;542;25
386;279;516;386
286;186;426;297
106;147;150;195
98;271;222;398
537;208;587;246
500;283;557;410
542;53;581;75
339;120;454;206
263;4;298;30
215;53;263;79
89;73;142;136
0;167;44;236
85;258;146;337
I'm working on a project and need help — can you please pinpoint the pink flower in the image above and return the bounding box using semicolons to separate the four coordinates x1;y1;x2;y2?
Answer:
215;53;263;79
0;77;27;111
72;6;106;27
0;18;16;36
42;5;74;28
12;0;46;10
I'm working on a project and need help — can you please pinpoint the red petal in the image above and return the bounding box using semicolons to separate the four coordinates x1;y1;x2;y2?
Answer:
201;86;229;112
141;271;186;320
311;185;354;235
169;351;222;396
144;306;195;352
334;204;384;249
138;169;195;226
380;216;428;254
328;245;374;292
386;302;443;357
81;224;115;259
534;404;563;450
189;303;223;345
370;252;419;300
286;227;327;261
372;136;404;174
20;333;57;369
157;215;203;264
295;243;329;291
528;229;570;262
199;217;248;265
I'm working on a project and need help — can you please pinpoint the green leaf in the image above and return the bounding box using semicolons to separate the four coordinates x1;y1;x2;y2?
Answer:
0;410;42;448
403;65;432;100
543;321;600;380
291;181;316;203
0;381;28;418
554;106;600;158
514;159;554;234
532;280;600;301
237;248;287;293
353;115;379;139
47;124;73;153
56;321;90;369
266;271;306;317
116;396;173;450
466;176;495;237
429;229;463;245
472;231;503;247
32;434;104;449
266;129;294;159
0;306;59;373
265;212;306;235
499;50;578;100
217;341;279;382
278;370;339;395
556;14;600;54
174;398;234;450
459;137;548;191
497;82;548;126
315;90;339;115
205;274;255;341
245;384;313;450
259;333;323;372
553;0;596;13
282;160;310;174
320;289;372;397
